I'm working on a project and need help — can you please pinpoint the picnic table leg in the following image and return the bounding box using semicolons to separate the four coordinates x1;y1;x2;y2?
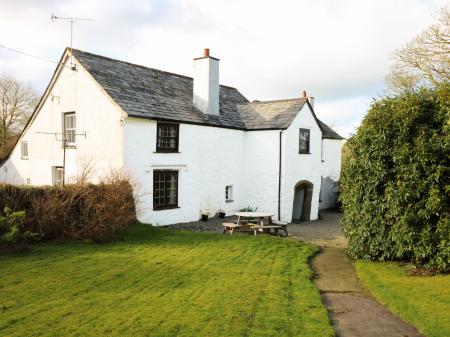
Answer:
253;227;258;236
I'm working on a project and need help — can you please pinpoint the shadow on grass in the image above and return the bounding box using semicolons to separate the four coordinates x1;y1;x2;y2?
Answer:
0;223;298;260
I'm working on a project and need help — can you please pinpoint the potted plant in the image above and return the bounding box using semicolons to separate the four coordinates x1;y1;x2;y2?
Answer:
218;209;226;218
201;211;209;222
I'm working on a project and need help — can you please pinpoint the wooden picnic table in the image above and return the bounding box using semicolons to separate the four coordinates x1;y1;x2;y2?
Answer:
222;212;288;236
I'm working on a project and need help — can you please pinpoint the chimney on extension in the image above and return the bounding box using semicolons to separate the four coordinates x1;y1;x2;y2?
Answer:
302;90;315;109
193;48;220;115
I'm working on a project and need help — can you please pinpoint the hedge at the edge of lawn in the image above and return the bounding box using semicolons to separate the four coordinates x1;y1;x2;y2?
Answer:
0;180;136;241
340;82;450;271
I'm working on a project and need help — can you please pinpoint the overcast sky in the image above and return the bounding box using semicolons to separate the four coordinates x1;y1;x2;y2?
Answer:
0;0;446;137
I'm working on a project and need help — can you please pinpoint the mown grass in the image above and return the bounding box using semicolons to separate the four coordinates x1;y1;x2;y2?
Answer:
0;225;333;337
356;261;450;337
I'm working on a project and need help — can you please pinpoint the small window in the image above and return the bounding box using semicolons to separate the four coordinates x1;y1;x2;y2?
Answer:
26;178;31;185
153;170;178;210
156;122;179;153
225;185;233;202
299;128;310;154
52;166;64;186
21;141;28;159
63;112;76;147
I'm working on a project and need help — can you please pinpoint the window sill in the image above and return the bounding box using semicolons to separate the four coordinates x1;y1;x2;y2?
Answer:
21;157;29;160
154;151;181;154
298;152;311;155
153;206;180;211
65;146;77;149
225;199;234;203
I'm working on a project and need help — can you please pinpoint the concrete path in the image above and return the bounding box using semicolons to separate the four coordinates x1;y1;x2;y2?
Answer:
294;211;424;337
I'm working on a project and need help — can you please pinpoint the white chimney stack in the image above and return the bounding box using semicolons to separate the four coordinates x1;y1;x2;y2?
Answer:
193;48;219;115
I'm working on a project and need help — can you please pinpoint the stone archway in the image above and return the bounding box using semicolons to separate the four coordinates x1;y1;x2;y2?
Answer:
292;180;313;222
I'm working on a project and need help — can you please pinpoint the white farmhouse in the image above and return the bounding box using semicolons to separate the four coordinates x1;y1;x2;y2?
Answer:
0;48;344;225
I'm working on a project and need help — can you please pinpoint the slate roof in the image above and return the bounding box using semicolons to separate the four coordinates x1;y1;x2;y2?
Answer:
238;98;308;129
72;49;343;138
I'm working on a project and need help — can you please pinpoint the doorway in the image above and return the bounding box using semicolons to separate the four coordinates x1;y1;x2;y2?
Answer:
292;180;313;222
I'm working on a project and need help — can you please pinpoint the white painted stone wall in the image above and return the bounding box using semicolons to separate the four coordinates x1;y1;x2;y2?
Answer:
280;104;322;221
123;118;248;225
319;138;344;209
242;130;280;216
0;54;124;186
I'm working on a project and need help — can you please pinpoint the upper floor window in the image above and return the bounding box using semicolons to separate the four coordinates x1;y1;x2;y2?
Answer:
153;170;178;210
156;122;179;153
63;112;76;147
225;185;233;202
21;141;28;159
299;128;310;154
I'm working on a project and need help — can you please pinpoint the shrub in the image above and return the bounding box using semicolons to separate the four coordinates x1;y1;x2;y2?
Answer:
0;178;136;242
0;207;41;246
340;83;449;271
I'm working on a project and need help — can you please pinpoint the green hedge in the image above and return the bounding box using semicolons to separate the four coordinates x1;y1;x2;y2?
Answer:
340;83;449;271
0;180;136;242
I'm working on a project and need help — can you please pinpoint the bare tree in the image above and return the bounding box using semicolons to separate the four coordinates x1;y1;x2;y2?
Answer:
386;5;450;92
0;75;38;147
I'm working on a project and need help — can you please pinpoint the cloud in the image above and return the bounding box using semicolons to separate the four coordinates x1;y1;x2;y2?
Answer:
0;0;446;133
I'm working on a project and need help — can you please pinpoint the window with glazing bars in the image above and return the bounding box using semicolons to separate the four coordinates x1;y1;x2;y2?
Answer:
153;170;178;210
299;128;310;154
21;141;28;159
63;112;76;147
156;123;179;152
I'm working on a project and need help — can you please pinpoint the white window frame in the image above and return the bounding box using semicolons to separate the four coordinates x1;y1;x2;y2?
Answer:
21;141;29;159
63;112;76;147
225;185;233;202
53;166;64;186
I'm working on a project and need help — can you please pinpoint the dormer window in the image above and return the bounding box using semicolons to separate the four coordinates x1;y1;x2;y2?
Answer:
156;122;179;153
299;128;310;154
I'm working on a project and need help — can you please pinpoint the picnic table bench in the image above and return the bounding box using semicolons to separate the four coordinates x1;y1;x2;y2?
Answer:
222;212;289;236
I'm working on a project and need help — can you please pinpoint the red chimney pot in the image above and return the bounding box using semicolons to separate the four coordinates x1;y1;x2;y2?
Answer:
302;90;307;98
204;48;210;57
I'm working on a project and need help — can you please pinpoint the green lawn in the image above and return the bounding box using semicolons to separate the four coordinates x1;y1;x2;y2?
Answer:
0;225;333;337
356;261;450;337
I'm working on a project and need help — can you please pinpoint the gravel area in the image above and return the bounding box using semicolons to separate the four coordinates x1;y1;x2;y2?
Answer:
164;210;347;247
162;215;233;233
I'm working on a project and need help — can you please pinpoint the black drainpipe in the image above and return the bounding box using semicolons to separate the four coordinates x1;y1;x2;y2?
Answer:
278;130;283;221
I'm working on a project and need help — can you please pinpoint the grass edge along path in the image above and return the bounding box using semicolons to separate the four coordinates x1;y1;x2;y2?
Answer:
0;224;334;337
355;260;450;337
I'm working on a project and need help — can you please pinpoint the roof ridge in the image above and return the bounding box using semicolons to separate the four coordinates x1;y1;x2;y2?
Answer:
242;97;307;105
70;48;239;90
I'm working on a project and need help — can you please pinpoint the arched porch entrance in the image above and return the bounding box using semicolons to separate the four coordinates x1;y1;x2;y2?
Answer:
292;180;313;222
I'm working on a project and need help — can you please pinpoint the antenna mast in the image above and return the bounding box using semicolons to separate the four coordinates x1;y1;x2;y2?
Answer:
51;14;93;69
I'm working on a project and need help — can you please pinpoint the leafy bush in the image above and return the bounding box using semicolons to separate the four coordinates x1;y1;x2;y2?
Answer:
0;178;136;242
340;83;449;271
0;207;40;246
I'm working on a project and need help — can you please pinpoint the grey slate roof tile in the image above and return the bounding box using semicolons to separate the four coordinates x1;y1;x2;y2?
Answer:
72;49;343;138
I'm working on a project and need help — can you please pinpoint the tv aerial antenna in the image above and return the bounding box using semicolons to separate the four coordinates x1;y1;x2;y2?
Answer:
51;14;93;69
